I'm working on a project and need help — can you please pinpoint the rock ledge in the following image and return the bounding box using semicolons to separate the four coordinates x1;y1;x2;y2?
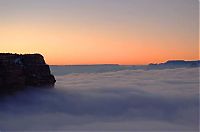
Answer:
0;53;56;94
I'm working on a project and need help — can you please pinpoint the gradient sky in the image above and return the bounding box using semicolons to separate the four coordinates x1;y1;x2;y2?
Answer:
0;0;199;65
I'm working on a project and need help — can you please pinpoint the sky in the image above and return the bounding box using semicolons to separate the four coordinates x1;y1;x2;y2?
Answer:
0;0;199;65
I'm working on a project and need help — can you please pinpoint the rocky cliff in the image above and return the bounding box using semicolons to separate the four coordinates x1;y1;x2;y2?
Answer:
0;53;56;94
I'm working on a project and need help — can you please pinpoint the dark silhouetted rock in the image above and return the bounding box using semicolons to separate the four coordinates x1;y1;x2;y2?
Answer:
0;53;56;95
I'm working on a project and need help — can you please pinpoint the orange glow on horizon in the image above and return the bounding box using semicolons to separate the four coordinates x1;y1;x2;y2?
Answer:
0;20;198;65
0;0;198;65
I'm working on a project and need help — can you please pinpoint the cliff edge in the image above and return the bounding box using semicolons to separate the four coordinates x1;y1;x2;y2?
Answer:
0;53;56;94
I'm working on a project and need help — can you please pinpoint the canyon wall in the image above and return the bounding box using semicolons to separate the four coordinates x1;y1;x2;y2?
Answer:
0;53;56;94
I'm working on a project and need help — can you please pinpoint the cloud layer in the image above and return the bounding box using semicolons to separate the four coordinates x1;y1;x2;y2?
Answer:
0;68;199;131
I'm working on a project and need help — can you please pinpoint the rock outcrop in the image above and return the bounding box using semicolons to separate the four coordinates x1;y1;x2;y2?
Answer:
0;53;56;94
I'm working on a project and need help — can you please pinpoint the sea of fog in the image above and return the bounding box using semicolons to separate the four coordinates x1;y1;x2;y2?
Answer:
0;66;199;131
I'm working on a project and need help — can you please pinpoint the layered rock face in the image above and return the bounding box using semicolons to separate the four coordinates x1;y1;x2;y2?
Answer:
0;53;56;94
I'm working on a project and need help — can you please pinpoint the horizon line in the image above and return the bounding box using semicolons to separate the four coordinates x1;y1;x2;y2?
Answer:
49;59;200;66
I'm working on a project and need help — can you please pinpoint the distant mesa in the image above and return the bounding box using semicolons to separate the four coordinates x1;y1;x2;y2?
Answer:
0;53;56;95
148;60;200;69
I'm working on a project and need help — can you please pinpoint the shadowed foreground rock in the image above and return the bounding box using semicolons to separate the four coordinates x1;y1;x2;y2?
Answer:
0;53;56;94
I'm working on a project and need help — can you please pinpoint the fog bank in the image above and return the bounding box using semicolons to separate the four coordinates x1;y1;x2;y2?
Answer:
0;68;199;131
